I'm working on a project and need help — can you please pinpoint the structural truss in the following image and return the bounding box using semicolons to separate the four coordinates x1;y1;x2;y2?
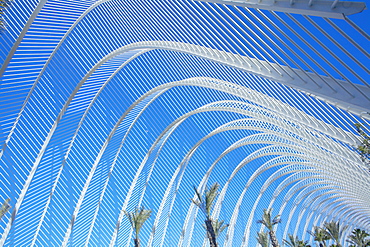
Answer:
0;0;369;246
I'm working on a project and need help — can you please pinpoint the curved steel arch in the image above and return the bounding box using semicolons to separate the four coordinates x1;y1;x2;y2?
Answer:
185;135;350;245
273;172;367;235
171;117;362;246
49;76;356;246
149;98;359;246
1;1;369;246
2;53;362;244
97;94;338;245
75;81;364;247
238;166;320;247
302;197;369;240
201;134;362;246
271;178;329;233
2;76;368;246
286;186;370;242
0;0;112;159
284;188;346;240
4;54;358;241
2;40;359;158
234;151;366;246
181;134;338;247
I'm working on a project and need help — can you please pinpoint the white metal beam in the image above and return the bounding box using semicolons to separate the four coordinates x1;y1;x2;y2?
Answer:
196;0;366;19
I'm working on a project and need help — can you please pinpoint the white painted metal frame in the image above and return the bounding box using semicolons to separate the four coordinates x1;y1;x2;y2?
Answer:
0;0;369;246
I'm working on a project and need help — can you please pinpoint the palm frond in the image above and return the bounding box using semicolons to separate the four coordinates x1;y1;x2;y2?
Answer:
257;231;269;247
191;183;219;218
347;228;370;247
323;221;348;246
205;183;219;217
194;185;203;203
191;185;206;215
0;198;11;221
258;208;279;231
191;185;203;206
257;219;265;225
124;207;152;239
283;234;311;247
283;234;298;247
272;215;281;226
263;209;272;229
212;219;229;238
308;226;330;245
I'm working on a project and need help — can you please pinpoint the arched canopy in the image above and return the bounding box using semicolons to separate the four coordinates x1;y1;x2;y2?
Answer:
0;0;369;246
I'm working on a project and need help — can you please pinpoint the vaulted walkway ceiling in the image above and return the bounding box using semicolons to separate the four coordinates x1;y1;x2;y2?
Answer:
0;0;369;246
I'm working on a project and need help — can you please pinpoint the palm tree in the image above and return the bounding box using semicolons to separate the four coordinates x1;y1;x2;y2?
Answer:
211;219;229;239
323;221;348;247
257;231;269;247
191;182;220;247
0;198;11;221
124;207;151;247
347;228;370;247
257;208;281;247
283;234;311;247
308;226;330;247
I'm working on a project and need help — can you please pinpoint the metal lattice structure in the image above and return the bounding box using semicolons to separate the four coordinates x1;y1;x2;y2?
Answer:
0;0;369;246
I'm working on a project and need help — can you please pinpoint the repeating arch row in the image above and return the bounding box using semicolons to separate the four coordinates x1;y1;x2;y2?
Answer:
0;0;369;246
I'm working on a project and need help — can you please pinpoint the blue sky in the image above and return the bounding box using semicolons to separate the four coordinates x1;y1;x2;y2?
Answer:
0;0;369;246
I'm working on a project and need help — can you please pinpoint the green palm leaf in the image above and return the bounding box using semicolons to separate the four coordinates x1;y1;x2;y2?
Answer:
191;183;219;218
0;198;11;221
191;182;221;247
283;234;311;247
257;208;281;231
347;228;370;247
209;219;229;238
323;221;348;247
257;208;281;247
257;231;269;247
308;226;330;247
124;207;151;243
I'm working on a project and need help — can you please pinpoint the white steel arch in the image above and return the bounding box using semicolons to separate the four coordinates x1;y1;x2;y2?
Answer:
0;0;369;246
